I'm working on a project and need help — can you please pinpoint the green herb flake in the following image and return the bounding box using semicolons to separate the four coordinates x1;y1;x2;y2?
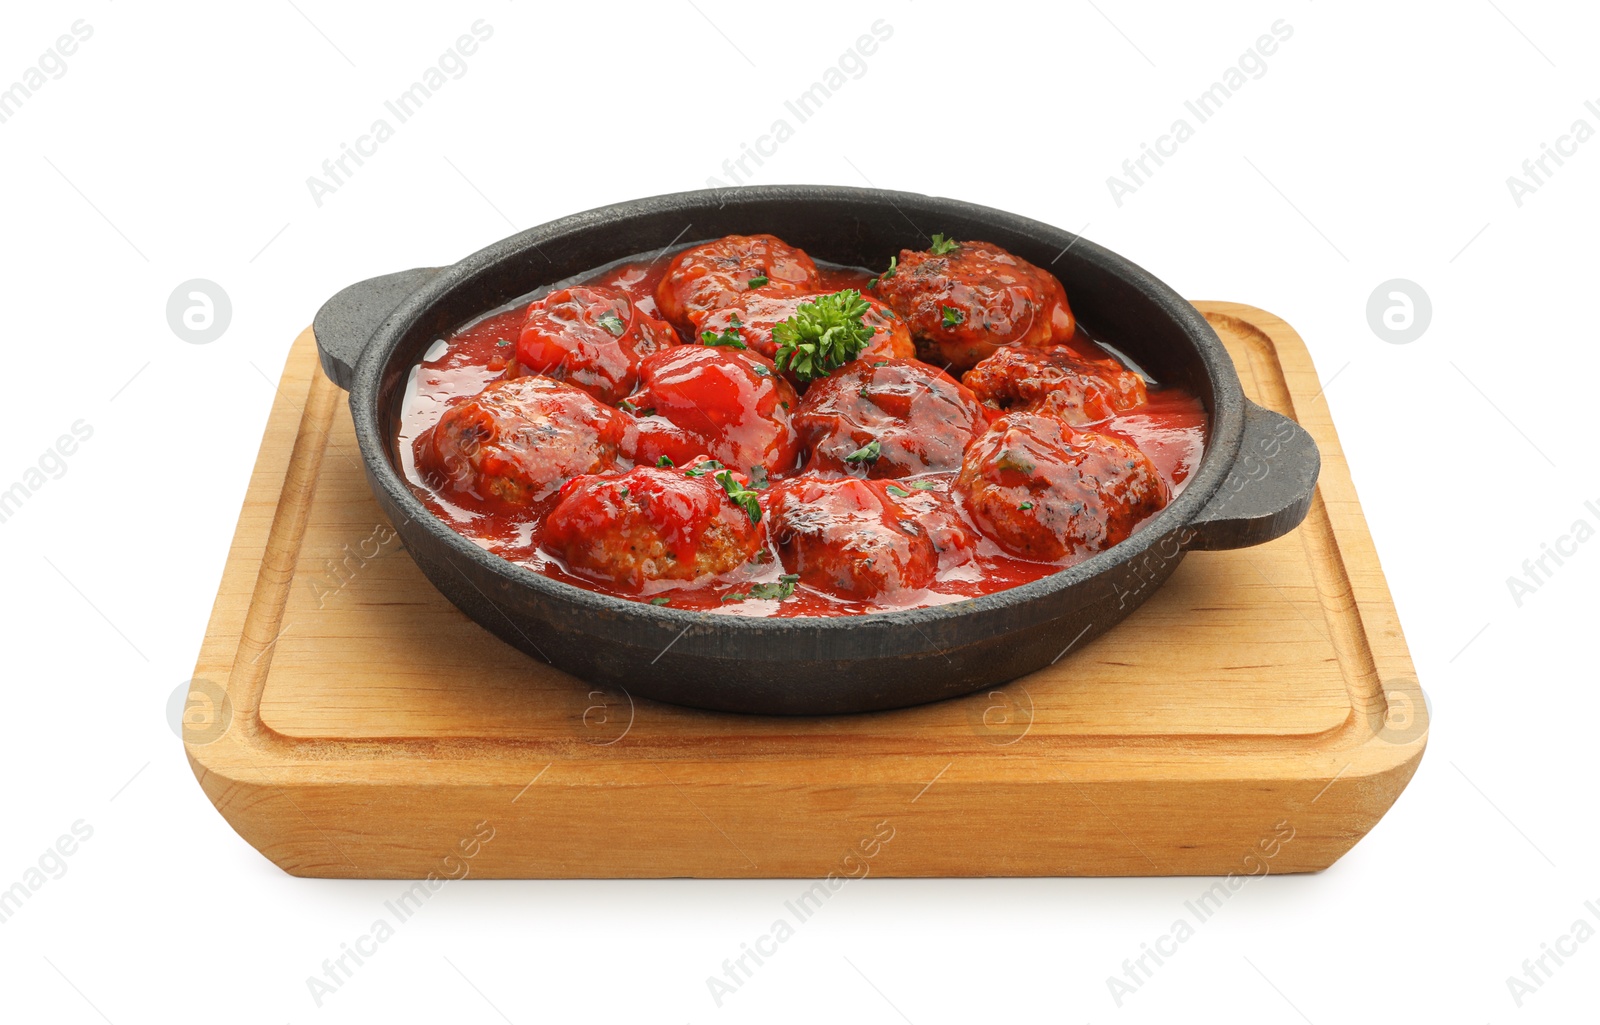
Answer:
683;459;725;479
929;234;960;255
748;465;769;489
996;449;1037;475
886;484;911;498
495;337;512;347
909;479;941;491
700;321;749;349
772;289;875;382
715;469;763;525
656;455;674;468
596;310;628;337
747;274;769;288
941;305;965;328
871;254;898;286
1019;501;1034;511
843;439;881;465
721;591;749;603
746;573;802;601
649;596;672;606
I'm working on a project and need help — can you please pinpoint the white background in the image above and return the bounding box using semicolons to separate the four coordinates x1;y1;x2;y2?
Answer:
1;0;1596;1021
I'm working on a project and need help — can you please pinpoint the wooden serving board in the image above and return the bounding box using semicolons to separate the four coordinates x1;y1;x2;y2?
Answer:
185;302;1427;878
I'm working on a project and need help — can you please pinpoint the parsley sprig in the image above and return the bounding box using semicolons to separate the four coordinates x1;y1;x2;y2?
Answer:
714;469;763;525
929;234;960;255
772;289;874;381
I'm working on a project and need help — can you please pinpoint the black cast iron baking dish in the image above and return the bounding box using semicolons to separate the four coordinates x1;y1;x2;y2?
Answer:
313;185;1319;715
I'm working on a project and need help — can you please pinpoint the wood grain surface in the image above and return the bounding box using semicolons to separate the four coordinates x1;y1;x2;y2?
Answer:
184;302;1428;878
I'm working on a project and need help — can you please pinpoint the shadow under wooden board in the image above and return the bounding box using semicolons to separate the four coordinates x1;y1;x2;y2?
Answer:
184;301;1427;878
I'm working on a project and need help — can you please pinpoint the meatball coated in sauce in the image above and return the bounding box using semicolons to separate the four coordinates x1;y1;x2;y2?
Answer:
767;477;976;600
542;466;764;591
869;240;1075;372
654;234;822;332
795;359;989;478
694;292;916;364
963;345;1148;424
415;376;626;506
514;285;678;405
956;412;1168;561
623;345;801;476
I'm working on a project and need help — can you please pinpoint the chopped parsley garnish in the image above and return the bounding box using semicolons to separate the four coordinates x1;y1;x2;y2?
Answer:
843;439;881;465
656;455;675;468
929;234;960;255
908;479;940;491
886;484;910;498
715;469;762;524
596;310;628;337
941;305;965;328
700;314;748;349
649;596;672;606
724;574;801;602
996;449;1037;475
683;459;725;478
1019;501;1034;511
869;255;897;289
747;274;769;288
748;574;801;601
618;399;638;414
748;465;769;489
772;289;874;381
495;337;512;347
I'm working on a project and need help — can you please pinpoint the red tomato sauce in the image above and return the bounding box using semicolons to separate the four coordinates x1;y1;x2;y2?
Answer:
396;250;1207;617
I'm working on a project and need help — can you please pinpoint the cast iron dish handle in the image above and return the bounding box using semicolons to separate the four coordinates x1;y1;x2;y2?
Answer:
1184;401;1320;551
314;267;442;390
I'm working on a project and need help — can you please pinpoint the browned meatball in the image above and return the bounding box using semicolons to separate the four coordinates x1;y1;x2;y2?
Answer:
693;291;915;364
767;476;975;599
869;238;1075;372
963;345;1147;424
515;285;679;405
415;376;627;505
542;464;765;591
956;412;1167;561
795;359;989;478
655;234;821;332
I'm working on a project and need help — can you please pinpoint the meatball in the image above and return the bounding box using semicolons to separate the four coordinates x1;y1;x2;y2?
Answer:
655;234;822;332
623;345;801;476
956;412;1167;561
694;291;915;364
795;358;989;478
963;345;1147;424
415;376;626;505
543;465;765;590
514;285;678;404
869;238;1074;372
768;477;975;600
